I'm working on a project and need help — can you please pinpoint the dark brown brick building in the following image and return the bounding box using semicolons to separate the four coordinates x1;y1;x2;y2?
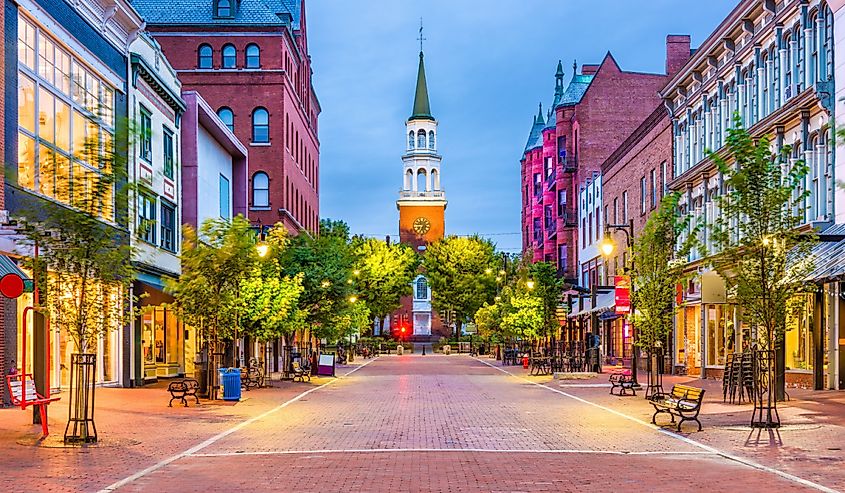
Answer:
132;0;320;233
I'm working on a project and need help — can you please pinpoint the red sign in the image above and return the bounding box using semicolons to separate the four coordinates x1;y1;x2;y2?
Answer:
676;283;684;305
0;273;24;299
615;275;631;314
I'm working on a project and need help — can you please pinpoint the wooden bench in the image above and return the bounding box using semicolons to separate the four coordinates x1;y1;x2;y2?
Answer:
292;361;311;382
609;369;635;396
167;379;200;407
6;374;60;436
650;384;705;431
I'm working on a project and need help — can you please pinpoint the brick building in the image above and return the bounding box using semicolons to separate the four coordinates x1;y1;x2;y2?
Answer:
132;0;320;234
521;36;691;284
594;105;674;366
661;0;838;387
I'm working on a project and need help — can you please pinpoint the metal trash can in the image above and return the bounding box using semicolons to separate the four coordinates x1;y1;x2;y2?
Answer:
218;368;241;401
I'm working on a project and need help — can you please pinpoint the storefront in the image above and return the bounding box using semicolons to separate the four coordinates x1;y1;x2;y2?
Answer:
135;280;185;382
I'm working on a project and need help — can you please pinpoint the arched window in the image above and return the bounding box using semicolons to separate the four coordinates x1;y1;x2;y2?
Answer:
198;44;213;69
416;168;427;192
216;0;231;17
431;169;439;190
217;107;234;132
415;277;428;300
428;130;435;149
252;108;269;143
222;44;236;69
408;131;415;149
252;172;269;207
417;129;425;148
783;32;793;99
246;44;260;69
404;169;413;190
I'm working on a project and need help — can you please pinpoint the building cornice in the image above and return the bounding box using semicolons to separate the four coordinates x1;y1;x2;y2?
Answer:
131;54;187;116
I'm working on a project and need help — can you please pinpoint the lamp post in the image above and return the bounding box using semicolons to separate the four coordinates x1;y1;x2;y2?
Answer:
599;218;639;387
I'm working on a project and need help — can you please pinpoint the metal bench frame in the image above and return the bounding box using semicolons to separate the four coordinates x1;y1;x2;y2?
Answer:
609;370;636;396
6;374;61;436
651;384;705;432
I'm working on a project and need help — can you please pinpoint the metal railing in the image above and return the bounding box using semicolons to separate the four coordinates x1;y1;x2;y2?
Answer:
398;190;446;199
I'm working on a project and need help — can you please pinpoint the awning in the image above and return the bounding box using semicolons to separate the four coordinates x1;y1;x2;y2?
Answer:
0;255;33;298
801;224;845;283
567;291;615;318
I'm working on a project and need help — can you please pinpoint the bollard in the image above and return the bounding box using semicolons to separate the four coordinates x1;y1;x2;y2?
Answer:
422;345;426;356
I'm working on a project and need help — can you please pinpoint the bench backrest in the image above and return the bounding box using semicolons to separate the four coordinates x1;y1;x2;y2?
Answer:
9;378;38;403
671;384;704;402
292;361;302;371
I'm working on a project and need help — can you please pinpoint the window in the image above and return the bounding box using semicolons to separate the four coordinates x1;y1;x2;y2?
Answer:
140;107;152;162
661;161;668;197
252;107;269;143
216;0;232;17
706;304;736;366
640;176;646;214
622;191;628;222
408;131;415;149
595;206;600;242
650;169;656;208
163;128;174;179
138;193;156;244
252;171;269;207
415;277;428;300
222;44;236;69
198;44;212;69
417;129;425;148
246;44;260;68
613;197;618;224
428;130;435;150
160;202;176;252
588;211;593;244
217;107;234;132
219;175;230;218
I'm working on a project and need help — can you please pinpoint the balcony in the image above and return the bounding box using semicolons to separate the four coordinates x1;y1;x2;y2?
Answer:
558;207;577;227
398;190;446;200
545;169;556;185
559;154;576;173
546;222;557;239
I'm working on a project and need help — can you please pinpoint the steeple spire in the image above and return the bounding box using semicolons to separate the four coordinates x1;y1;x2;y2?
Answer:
410;51;434;121
553;60;565;107
535;102;545;125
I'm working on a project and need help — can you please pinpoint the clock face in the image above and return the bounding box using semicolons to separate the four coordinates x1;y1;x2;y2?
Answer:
413;217;431;235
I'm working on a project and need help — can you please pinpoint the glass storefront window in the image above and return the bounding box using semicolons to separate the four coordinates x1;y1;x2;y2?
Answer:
785;294;814;371
17;14;115;222
706;304;736;366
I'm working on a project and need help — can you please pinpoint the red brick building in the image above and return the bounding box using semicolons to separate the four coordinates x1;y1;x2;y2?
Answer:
520;36;691;284
132;0;320;233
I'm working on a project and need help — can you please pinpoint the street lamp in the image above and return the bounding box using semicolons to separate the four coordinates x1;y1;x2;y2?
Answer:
602;218;639;387
254;221;270;257
485;268;493;275
348;295;358;303
526;280;535;290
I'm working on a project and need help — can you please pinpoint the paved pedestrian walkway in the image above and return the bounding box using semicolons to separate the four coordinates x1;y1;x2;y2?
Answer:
0;355;841;492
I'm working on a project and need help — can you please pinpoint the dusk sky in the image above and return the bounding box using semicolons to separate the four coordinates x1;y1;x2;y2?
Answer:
308;1;737;252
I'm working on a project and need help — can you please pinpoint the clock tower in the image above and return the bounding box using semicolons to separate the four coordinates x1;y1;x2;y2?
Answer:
397;49;446;250
394;45;447;339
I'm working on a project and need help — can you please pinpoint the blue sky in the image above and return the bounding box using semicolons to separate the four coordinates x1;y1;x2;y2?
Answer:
308;0;737;252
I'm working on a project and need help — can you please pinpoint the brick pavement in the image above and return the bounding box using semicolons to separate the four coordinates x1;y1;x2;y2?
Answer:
0;355;840;492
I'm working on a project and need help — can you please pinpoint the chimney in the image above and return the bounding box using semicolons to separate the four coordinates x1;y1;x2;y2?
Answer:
665;34;692;76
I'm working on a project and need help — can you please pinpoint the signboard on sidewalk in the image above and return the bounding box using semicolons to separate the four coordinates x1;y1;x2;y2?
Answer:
615;275;631;314
317;353;336;376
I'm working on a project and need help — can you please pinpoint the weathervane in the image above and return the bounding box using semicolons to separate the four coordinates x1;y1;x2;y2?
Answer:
417;18;426;52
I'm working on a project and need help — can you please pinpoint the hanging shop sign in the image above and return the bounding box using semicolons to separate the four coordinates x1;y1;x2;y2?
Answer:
615;275;631;314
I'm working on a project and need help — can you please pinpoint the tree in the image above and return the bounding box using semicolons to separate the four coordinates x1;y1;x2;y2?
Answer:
279;219;356;341
424;235;498;338
526;262;565;339
630;192;698;351
500;288;544;341
18;127;133;355
241;225;307;343
333;300;371;342
166;215;256;396
354;238;419;335
709;118;815;426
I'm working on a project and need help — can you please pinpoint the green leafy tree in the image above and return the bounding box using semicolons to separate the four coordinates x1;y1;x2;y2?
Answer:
279;219;356;340
333;300;372;342
166;215;256;396
241;225;307;343
527;261;565;339
18;128;133;354
354;238;419;335
630;192;698;351
500;288;544;340
709;118;815;423
475;301;504;340
424;235;498;338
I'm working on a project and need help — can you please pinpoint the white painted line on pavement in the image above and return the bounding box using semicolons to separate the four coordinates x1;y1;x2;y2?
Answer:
191;448;715;457
475;358;839;493
96;359;375;493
